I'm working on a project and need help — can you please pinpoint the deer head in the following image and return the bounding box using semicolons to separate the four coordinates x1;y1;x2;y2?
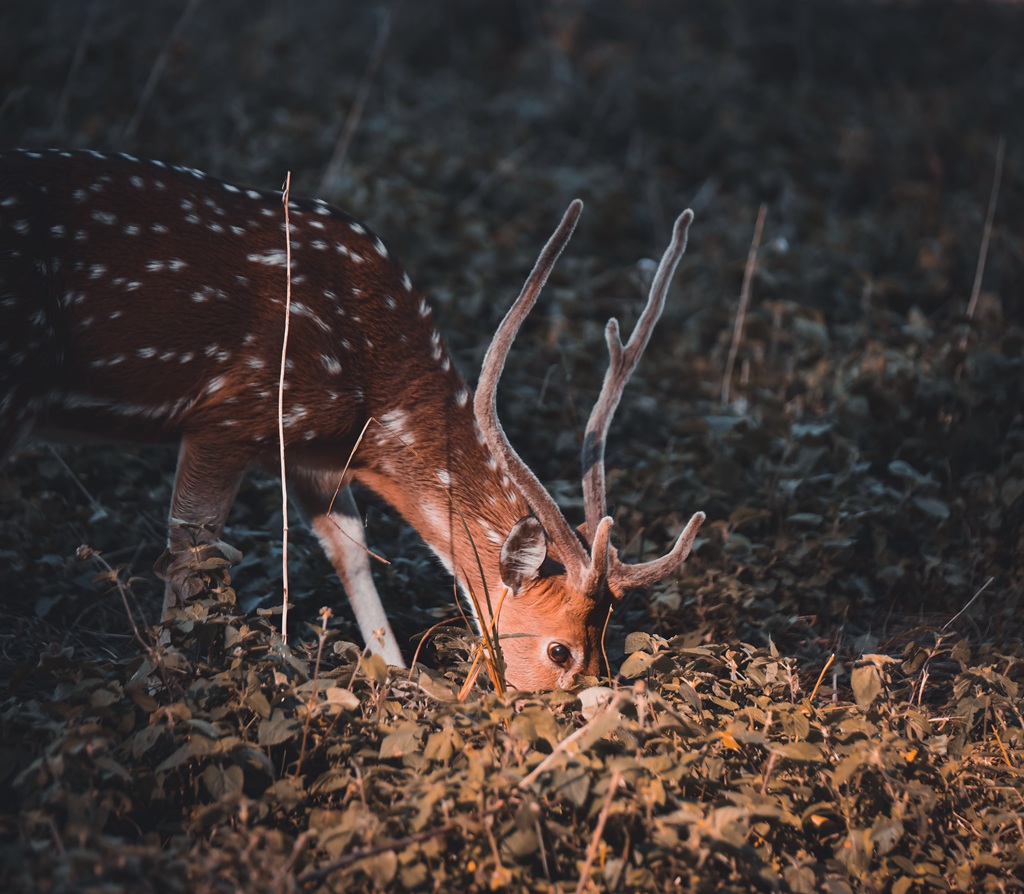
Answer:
470;200;705;689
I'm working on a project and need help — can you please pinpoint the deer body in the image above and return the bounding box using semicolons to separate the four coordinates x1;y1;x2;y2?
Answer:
1;148;703;690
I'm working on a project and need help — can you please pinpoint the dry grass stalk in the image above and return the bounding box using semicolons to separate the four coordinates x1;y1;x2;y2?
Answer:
721;203;767;407
960;136;1005;351
519;694;628;789
319;8;392;192
53;2;98;132
123;0;204;143
278;172;293;641
575;770;623;894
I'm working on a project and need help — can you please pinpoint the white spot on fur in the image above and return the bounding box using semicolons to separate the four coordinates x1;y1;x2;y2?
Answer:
248;249;288;266
379;409;413;446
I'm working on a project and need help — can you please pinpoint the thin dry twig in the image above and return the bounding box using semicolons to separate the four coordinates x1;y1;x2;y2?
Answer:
77;546;178;698
809;653;836;702
272;831;314;890
519;694;627;789
406;616;465;680
78;545;153;654
600;602;614;681
367;413;509;690
123;0;204;143
324;417;391;566
319;8;391;192
296;822;458;885
943;576;994;632
294;607;332;779
278;172;294;641
45;444;108;518
53;1;98;132
960;136;1005;351
457;584;511;700
721;203;766;407
0;86;26;122
575;770;623;894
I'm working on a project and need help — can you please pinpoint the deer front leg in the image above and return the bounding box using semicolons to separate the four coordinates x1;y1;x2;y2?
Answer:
162;434;247;613
290;475;406;667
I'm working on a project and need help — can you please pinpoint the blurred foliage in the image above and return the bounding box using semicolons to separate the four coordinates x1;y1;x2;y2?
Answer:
1;570;1021;892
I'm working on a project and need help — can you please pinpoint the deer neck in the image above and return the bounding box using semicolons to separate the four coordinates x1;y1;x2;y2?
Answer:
353;385;531;624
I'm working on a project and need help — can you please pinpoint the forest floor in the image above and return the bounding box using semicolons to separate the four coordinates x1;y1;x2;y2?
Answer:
1;2;1022;891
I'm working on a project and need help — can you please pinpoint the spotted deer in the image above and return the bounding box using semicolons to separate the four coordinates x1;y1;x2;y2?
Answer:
0;148;704;690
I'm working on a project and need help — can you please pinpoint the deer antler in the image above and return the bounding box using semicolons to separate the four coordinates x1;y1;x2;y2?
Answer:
580;209;706;596
474;200;592;586
474;201;704;600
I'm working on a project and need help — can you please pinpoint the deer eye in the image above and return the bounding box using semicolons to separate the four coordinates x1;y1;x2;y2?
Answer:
547;643;571;665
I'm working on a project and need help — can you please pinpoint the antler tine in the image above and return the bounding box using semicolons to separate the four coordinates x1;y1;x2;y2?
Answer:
607;509;705;594
581;209;695;539
474;200;590;575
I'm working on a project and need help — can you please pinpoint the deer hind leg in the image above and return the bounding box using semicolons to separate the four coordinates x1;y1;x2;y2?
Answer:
290;475;405;667
162;433;248;613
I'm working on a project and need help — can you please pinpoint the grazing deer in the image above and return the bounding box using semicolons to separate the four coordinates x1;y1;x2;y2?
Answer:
0;148;704;690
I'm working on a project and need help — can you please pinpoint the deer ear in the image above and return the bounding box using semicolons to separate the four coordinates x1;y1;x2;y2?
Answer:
500;517;548;593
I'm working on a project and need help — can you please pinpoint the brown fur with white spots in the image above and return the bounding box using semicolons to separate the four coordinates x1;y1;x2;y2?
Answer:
0;149;703;690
